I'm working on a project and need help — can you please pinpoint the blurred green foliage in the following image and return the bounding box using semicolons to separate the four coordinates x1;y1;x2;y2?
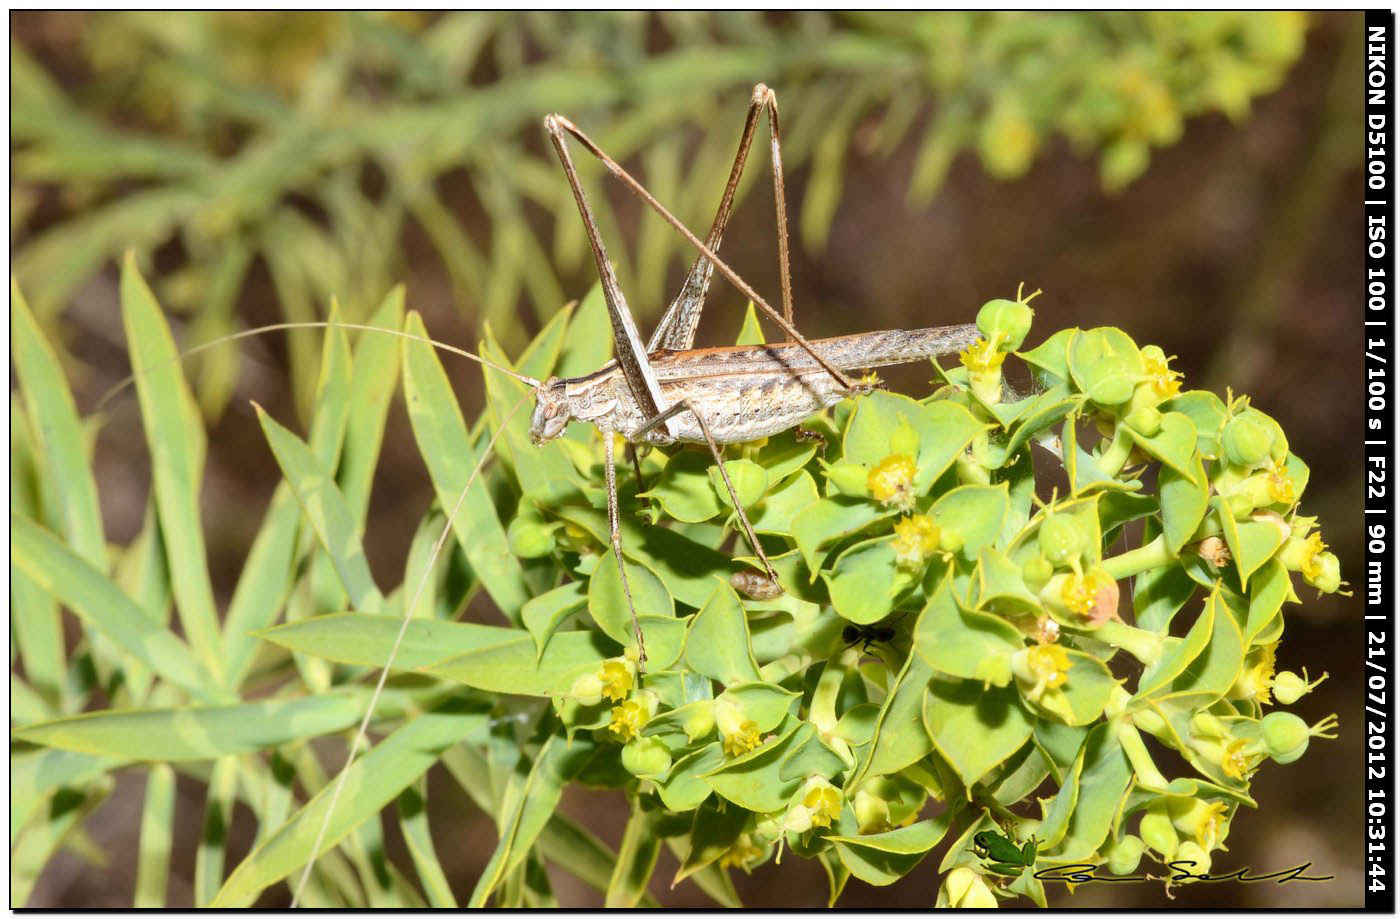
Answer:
13;11;1307;419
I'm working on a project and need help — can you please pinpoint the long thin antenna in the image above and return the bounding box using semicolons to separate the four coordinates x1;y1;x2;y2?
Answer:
289;390;532;907
96;320;541;412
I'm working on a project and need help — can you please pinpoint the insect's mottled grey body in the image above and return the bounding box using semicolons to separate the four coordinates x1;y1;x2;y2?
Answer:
536;83;983;666
530;326;981;447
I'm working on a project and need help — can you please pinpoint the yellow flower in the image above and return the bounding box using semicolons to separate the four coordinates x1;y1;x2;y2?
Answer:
1220;738;1259;780
892;514;941;567
608;699;648;742
722;719;762;757
1143;349;1183;399
801;779;843;829
718;833;765;870
1060;572;1097;617
1191;800;1229;852
1058;568;1120;625
1233;642;1277;704
1266;459;1297;505
959;337;1008;374
1027;643;1072;690
1299;532;1328;581
868;454;918;511
599;659;633;703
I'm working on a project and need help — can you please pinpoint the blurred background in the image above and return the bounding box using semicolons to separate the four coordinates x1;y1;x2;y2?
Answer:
12;10;1364;908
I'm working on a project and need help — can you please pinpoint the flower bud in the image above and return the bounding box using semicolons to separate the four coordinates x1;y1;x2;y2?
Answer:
570;672;604;707
507;511;558;558
1272;669;1327;705
976;293;1037;353
1174;841;1211;878
942;866;999;908
890;416;920;457
825;461;870;498
1306;551;1342;594
1260;711;1311;764
1221;410;1274;468
621;735;672;777
1105;834;1146;876
1022;554;1054;592
683;701;716;742
1124;404;1162;437
1038;513;1086;567
1139;804;1179;857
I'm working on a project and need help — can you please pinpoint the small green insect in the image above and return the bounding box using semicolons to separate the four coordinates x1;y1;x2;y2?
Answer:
973;828;1041;877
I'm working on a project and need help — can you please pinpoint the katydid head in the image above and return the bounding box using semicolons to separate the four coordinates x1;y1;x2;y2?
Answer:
528;376;572;444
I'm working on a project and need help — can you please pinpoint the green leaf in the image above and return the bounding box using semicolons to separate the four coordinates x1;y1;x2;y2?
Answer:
339;288;406;518
1159;460;1208;555
11;776;113;906
853;652;935;784
657;743;724;812
606;802;662;908
261;611;685;695
685;582;762;684
930;484;1010;562
11;513;218;699
195;757;238;906
401;311;530;620
826;816;950;886
397;779;457;908
135;764;175;907
588;548;674;649
1125;411;1200;484
1134;587;1218;702
15;689;430;760
750;470;820;535
647;450;722;522
1041;723;1131;860
701;723;803;813
716;682;800;734
120;254;226;685
791;496;894;575
11;280;107;567
922;679;1034;788
913;573;1022;686
255;405;384;611
213;698;487;907
523;581;587;659
554;505;735;609
469;732;600;907
822;537;907;625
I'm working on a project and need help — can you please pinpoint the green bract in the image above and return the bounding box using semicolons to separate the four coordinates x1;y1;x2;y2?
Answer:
10;272;1340;908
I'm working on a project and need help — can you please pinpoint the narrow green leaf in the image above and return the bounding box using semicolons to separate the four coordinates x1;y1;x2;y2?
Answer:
254;405;384;611
401;311;529;620
469;733;600;907
195;757;239;906
11;280;107;565
606;802;662;907
11;778;113;906
11;513;219;699
212;699;486;907
120;254;225;684
135;763;175;907
15;688;437;760
398;779;457;908
339;288;405;519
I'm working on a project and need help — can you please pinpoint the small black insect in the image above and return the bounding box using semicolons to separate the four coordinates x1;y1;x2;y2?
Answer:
841;613;907;657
